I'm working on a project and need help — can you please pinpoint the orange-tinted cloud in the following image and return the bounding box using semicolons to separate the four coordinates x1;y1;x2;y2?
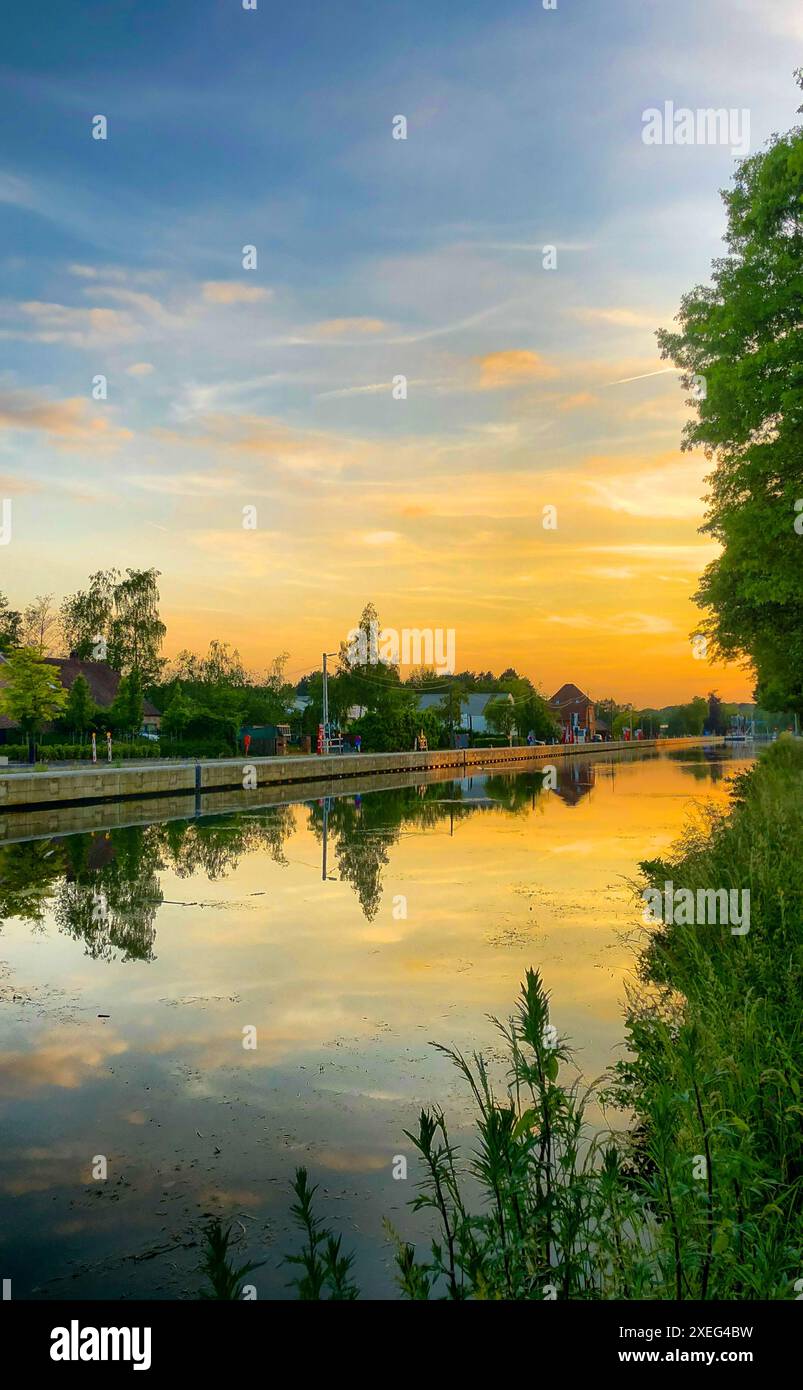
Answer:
476;349;558;388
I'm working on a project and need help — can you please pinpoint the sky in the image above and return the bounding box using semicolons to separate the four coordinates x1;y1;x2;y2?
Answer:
0;0;799;705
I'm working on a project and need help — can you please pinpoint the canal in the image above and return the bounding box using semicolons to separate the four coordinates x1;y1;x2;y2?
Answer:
0;743;753;1299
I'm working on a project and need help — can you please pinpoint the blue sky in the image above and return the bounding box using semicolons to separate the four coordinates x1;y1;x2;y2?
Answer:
0;0;799;699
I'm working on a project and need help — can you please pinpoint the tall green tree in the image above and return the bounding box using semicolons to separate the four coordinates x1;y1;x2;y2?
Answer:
484;696;516;739
161;684;195;740
516;690;559;742
110;670;144;736
657;78;803;714
63;673;96;740
0;648;68;747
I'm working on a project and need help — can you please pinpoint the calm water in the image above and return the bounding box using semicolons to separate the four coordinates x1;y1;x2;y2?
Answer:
0;744;752;1299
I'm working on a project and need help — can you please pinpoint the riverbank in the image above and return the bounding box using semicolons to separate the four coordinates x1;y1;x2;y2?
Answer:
0;736;720;813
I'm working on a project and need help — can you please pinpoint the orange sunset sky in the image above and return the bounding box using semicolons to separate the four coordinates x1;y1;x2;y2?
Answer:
3;0;796;706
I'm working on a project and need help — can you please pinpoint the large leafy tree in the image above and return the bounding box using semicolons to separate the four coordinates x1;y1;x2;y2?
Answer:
0;648;68;743
61;568;165;682
657;79;803;714
60;570;117;659
108;569;166;684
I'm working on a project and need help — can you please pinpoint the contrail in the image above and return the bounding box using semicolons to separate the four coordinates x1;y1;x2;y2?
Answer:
606;367;681;386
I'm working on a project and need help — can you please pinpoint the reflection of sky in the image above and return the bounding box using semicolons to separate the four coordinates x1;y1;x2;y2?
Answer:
0;748;752;1298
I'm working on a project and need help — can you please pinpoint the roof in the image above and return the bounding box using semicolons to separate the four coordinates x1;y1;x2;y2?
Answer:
549;683;593;708
417;691;513;715
0;654;160;728
42;658;161;717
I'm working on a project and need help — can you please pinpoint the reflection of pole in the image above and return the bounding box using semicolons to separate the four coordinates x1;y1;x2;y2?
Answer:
322;797;328;880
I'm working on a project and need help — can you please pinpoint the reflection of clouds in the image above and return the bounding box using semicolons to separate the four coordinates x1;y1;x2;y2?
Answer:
0;1139;98;1194
314;1149;390;1174
0;1028;127;1098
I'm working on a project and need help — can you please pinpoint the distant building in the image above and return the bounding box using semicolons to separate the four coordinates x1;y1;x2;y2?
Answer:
417;690;514;735
549;683;596;738
0;653;161;740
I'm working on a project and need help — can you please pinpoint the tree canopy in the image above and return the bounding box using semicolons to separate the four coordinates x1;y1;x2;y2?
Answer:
0;648;68;738
657;79;803;713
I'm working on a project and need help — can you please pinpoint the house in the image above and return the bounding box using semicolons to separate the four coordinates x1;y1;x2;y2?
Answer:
0;653;161;741
549;683;596;738
417;690;515;735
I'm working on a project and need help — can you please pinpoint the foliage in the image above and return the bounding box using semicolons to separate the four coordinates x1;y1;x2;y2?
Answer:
483;696;516;738
0;648;68;738
352;703;443;753
657;87;803;713
200;1219;264;1300
60;673;96;736
161;684;195;739
284;1168;358;1299
0;592;22;653
61;568;166;682
108;670;144;736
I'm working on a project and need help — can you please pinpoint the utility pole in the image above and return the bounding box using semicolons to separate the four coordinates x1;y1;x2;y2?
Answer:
322;651;337;755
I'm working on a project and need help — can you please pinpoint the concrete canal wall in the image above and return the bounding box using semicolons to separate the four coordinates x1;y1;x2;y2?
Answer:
0;738;722;819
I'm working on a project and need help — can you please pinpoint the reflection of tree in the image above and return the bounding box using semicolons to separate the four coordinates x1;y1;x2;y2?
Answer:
0;762;601;945
0;839;65;926
54;827;163;962
158;809;294;880
483;771;552;812
666;749;728;784
306;781;508;920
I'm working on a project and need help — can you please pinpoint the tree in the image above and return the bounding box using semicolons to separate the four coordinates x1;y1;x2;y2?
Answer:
108;569;166;683
109;670;144;737
61;568;165;680
439;682;467;740
484;696;516;739
62;674;96;740
60;570;117;659
0;648;68;749
0;593;22;653
20;594;61;656
338;601;413;724
657;79;803;714
516;690;559;742
161;685;195;740
707;691;724;735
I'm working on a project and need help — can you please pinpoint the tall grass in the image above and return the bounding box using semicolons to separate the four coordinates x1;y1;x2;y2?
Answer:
270;737;800;1298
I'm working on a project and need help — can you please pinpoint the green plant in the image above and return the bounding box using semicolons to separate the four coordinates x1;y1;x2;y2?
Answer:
284;1168;359;1299
199;1218;263;1300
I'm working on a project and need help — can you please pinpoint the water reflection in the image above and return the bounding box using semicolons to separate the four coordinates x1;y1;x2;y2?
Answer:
0;749;743;948
0;744;754;1300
